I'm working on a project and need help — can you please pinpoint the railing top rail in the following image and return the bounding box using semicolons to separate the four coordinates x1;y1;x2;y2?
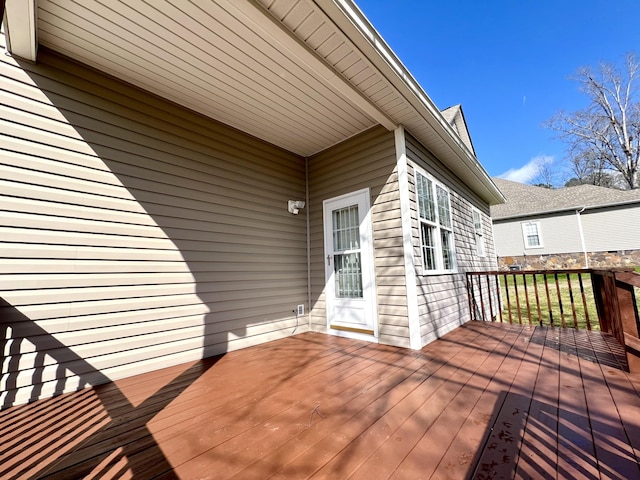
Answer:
467;268;595;276
590;268;637;274
615;271;640;288
467;267;637;277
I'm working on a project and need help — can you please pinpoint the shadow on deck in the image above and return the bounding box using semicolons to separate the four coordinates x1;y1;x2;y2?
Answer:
1;321;639;479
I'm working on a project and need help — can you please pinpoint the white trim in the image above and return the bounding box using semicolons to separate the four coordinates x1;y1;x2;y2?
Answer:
3;0;38;61
322;188;378;339
327;0;505;205
521;221;543;249
305;157;312;329
575;208;589;268
472;207;486;258
395;127;421;350
490;217;498;268
414;167;458;275
326;327;380;344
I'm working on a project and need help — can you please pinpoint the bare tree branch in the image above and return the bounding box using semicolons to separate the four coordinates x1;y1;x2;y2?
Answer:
547;53;640;189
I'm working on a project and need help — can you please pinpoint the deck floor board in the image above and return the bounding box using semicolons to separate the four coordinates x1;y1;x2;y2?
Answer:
1;322;639;479
556;328;600;479
308;322;494;480
430;324;529;479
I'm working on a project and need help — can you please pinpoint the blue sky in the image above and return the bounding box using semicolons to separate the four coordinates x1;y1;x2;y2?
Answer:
355;0;640;184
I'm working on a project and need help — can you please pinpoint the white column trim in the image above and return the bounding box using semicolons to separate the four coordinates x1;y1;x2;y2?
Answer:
395;126;421;349
3;0;38;62
305;157;312;329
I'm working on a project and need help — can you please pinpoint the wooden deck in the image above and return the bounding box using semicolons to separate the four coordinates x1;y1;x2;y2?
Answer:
2;321;640;479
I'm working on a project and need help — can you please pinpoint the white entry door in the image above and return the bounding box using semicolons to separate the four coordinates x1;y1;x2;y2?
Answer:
323;189;377;336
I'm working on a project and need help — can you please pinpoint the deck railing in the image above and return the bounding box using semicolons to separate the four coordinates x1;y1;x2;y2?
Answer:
466;268;640;372
591;270;640;372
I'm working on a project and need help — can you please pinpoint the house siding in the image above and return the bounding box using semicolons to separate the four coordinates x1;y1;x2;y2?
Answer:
494;205;640;269
405;135;496;346
307;127;411;348
494;204;640;259
0;47;308;408
581;205;640;252
493;213;582;258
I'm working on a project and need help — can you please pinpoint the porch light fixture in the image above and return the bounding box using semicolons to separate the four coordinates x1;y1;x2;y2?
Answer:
288;200;305;214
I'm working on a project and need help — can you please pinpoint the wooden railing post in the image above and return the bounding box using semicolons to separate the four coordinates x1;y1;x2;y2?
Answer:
614;272;640;373
591;270;611;333
466;269;639;372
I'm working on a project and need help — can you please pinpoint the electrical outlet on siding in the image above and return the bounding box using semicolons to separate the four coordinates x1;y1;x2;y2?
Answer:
297;304;304;316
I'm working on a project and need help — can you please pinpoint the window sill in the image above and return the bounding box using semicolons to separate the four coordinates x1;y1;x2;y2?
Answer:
421;269;458;276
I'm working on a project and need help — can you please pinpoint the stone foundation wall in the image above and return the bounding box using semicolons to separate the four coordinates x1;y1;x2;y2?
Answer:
498;249;640;271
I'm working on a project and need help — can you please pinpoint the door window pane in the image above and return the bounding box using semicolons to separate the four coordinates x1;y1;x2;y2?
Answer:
332;204;363;298
334;253;363;298
333;206;360;251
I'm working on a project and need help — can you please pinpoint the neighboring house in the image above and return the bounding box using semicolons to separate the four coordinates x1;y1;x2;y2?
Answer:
0;0;503;408
491;178;640;270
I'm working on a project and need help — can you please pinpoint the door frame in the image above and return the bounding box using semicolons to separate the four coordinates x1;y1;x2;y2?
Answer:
322;188;378;341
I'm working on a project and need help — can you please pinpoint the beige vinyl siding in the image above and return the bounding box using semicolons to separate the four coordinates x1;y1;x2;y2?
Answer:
579;206;640;252
405;135;497;346
494;204;640;259
493;213;582;257
0;46;308;408
450;195;496;269
308;127;411;348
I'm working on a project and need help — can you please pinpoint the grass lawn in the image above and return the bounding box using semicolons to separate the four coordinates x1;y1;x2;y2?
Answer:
498;272;599;330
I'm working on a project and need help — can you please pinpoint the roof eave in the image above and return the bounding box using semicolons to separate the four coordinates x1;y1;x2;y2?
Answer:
493;198;640;221
320;0;505;205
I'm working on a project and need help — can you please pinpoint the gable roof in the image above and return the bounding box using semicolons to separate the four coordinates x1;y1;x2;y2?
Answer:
441;104;475;156
2;0;504;205
491;178;640;220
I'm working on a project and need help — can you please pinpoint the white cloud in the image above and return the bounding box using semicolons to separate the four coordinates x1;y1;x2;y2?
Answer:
498;155;553;183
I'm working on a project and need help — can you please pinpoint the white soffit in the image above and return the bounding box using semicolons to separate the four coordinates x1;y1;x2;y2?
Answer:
20;0;502;203
35;0;394;157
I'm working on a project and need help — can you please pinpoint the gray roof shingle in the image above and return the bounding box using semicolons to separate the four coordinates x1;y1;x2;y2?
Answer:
491;178;640;219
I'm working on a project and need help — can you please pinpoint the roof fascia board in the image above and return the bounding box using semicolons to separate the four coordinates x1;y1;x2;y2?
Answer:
494;199;640;221
319;0;504;204
3;0;37;61
454;105;477;156
240;0;397;131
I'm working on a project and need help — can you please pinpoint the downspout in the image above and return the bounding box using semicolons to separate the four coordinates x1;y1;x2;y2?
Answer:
306;157;312;331
576;206;588;268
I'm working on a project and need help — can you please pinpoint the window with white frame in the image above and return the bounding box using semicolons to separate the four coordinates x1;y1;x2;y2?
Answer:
472;208;485;257
416;171;456;273
522;221;543;248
